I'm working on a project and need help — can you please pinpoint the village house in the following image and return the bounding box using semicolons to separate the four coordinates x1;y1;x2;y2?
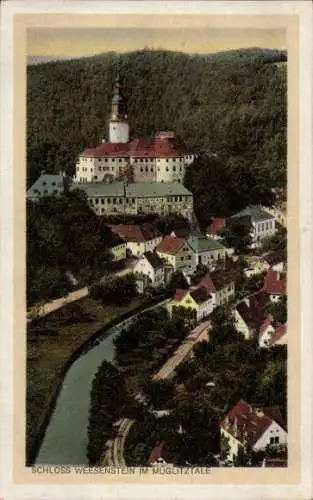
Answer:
168;286;213;322
195;270;236;308
187;234;232;269
27;171;72;201
147;442;169;466
74;74;195;185
206;217;226;240
244;249;286;278
133;251;172;293
73;181;194;220
258;315;287;348
107;235;127;262
220;399;287;463
109;223;162;257
233;292;269;340
231;205;276;248
262;269;286;302
156;235;195;275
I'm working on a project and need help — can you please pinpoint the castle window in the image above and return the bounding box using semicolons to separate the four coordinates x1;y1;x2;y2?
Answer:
105;158;108;162
145;167;148;172
175;197;178;202
119;159;122;163
150;167;153;172
94;176;98;180
179;196;182;201
101;208;105;213
95;199;99;204
119;199;123;204
132;198;135;203
173;166;176;172
140;167;143;172
107;198;111;204
42;181;47;186
52;182;56;186
113;198;116;204
98;158;101;162
112;158;115;162
166;167;169;172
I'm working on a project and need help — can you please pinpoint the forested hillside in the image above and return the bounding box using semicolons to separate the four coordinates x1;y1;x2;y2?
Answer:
27;48;287;188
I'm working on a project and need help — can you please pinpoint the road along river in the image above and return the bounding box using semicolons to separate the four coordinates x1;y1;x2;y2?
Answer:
35;301;168;465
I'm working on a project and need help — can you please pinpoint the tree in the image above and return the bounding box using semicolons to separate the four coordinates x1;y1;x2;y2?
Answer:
143;380;174;409
220;218;252;253
262;225;287;252
265;295;287;323
166;270;189;296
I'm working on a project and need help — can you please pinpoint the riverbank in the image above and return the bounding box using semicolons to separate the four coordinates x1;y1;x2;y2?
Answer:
27;295;160;465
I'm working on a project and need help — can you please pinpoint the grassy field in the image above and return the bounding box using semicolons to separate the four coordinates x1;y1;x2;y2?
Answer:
26;296;144;464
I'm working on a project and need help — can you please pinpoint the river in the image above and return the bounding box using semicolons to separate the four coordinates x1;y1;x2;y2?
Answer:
35;317;133;465
35;301;167;465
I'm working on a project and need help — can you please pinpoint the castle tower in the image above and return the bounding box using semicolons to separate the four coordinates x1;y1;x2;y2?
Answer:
109;72;129;144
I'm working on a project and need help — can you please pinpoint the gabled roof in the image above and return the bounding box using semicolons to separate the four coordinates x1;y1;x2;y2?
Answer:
197;270;235;293
232;205;275;223
190;286;211;304
81;132;191;159
156;235;187;255
143;251;164;270
262;270;286;295
221;399;285;447
206;217;226;236
27;173;68;198
263;249;287;266
236;292;269;332
147;442;168;465
187;235;226;253
173;289;189;301
109;223;161;243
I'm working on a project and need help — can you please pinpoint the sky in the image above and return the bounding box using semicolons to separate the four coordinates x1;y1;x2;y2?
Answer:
27;27;286;57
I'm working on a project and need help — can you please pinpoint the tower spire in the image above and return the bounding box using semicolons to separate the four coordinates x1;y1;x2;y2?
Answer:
108;55;129;143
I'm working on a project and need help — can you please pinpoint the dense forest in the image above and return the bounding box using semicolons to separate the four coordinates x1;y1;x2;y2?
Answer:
27;189;119;305
27;47;287;189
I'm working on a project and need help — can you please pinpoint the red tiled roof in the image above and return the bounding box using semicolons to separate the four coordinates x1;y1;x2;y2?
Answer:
147;442;167;465
206;217;226;236
270;324;287;346
190;286;211;304
83;142;130;158
262;270;286;295
197;270;235;293
221;399;278;447
259;314;274;334
156;235;186;255
81;134;190;159
109;223;161;243
196;273;216;293
173;289;189;301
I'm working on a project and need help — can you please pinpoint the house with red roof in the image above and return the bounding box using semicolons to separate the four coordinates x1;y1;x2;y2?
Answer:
133;251;173;293
147;442;169;466
206;217;226;240
156;235;196;275
258;315;287;348
109;223;162;257
74;73;195;185
169;286;213;322
196;270;236;308
220;399;287;462
262;270;286;302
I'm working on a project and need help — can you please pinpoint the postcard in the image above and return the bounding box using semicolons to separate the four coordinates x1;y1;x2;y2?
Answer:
0;1;312;499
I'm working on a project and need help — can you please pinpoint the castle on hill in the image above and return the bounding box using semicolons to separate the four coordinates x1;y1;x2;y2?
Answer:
73;73;195;185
